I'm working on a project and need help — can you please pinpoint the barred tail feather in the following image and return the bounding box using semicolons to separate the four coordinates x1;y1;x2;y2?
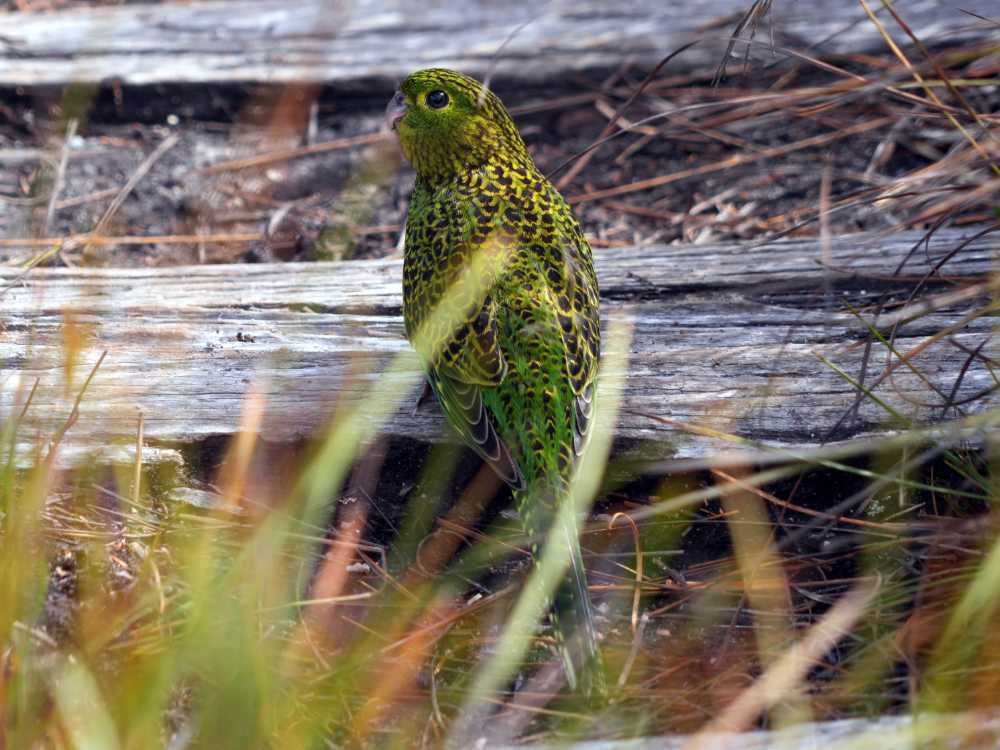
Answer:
553;514;604;694
517;483;604;695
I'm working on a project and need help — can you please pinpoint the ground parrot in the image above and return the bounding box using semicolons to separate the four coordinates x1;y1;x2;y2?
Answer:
387;68;603;690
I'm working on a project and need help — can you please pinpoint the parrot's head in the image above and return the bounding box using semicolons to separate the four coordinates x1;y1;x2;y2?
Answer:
387;68;529;181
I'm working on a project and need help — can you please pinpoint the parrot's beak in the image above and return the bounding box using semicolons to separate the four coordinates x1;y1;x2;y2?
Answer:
386;90;408;132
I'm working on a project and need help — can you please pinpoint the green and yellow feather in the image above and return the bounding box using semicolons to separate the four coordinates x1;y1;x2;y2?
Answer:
388;68;602;689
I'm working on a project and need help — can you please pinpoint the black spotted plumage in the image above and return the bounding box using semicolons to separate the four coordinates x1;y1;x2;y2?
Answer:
390;68;603;690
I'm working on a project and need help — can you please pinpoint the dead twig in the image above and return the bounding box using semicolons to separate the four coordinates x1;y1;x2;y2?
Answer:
42;118;77;235
569;116;893;204
609;512;644;633
85;132;181;254
551;42;699;187
198;132;387;175
0;232;262;250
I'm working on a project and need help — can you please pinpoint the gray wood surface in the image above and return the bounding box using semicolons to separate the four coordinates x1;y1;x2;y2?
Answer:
2;229;995;466
504;712;1000;750
0;0;995;86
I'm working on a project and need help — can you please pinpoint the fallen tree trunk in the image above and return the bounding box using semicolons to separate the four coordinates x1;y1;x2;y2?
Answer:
2;229;995;466
0;0;995;86
511;712;1000;750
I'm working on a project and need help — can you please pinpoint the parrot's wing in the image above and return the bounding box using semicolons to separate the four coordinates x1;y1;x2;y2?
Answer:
540;189;601;457
404;180;525;489
573;381;596;457
554;229;600;395
432;294;526;487
427;369;526;490
436;296;508;384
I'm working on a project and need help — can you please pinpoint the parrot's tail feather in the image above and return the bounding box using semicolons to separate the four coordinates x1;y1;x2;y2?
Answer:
561;516;600;660
552;517;604;696
513;445;605;694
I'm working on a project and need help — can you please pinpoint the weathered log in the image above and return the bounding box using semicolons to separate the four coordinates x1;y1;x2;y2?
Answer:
0;0;995;86
1;229;995;466
507;712;1000;750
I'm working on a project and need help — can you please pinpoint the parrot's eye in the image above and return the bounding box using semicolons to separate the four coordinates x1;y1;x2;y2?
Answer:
425;90;449;109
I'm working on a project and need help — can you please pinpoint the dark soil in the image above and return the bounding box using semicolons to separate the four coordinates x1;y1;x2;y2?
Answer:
3;53;994;269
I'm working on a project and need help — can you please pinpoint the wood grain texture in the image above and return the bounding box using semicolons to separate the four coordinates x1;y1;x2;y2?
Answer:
2;229;995;465
504;712;999;750
0;0;994;86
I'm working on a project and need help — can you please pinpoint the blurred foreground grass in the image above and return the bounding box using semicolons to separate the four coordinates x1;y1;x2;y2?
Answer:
2;310;999;747
2;2;1000;747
